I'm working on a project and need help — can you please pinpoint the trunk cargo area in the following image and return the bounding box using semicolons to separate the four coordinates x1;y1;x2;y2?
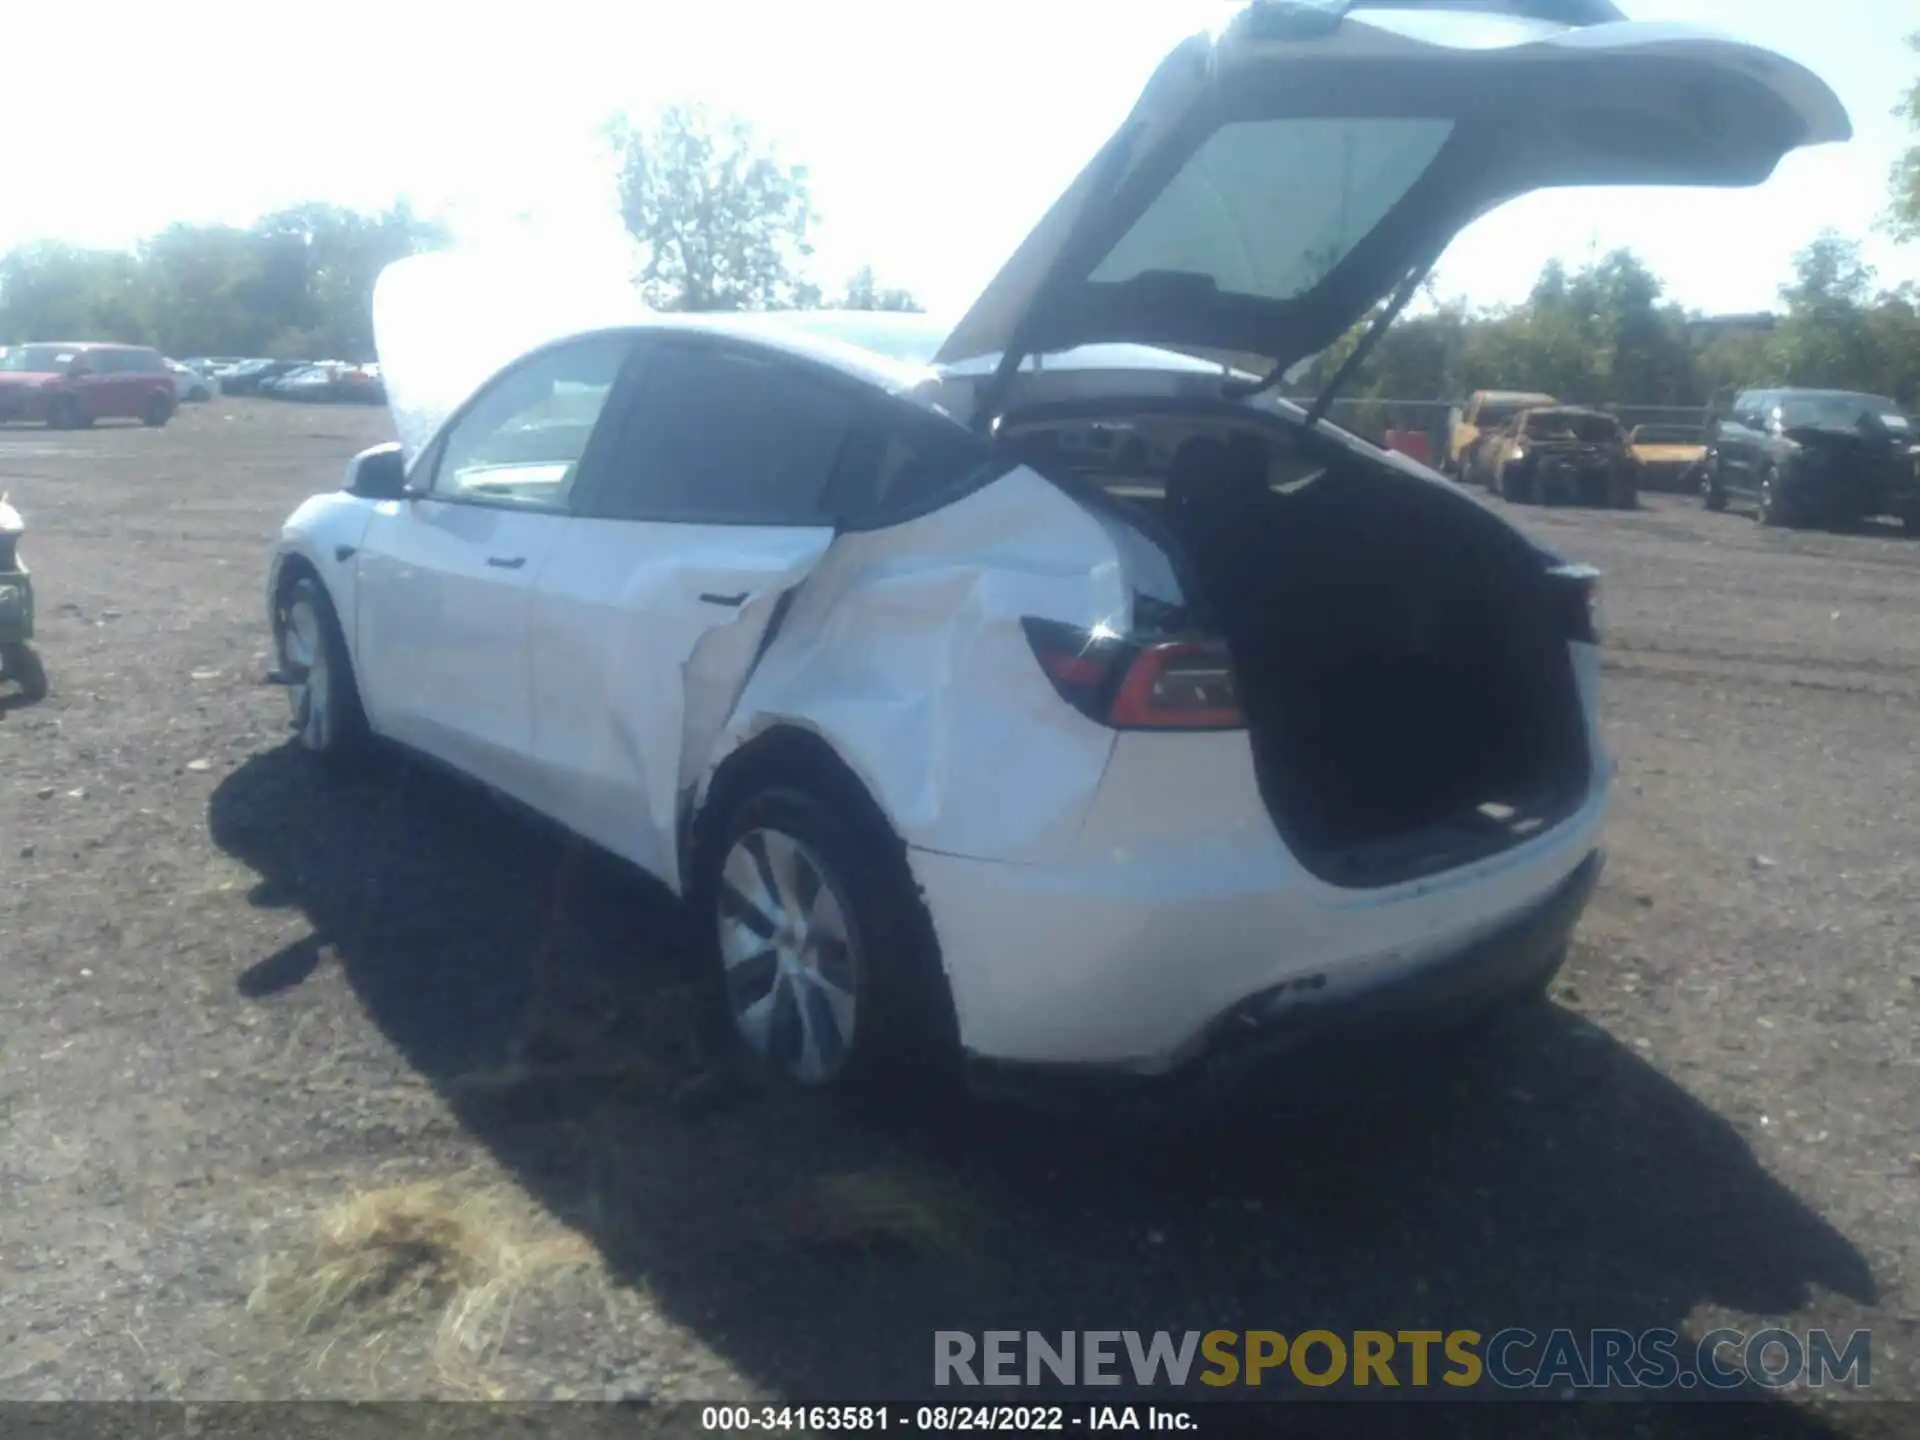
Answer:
1017;413;1594;888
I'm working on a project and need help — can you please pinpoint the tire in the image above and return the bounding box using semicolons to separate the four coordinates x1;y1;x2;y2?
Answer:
1755;467;1789;527
46;395;79;431
272;574;370;768
689;775;955;1093
1498;463;1529;503
1703;465;1728;512
142;393;173;428
1905;508;1919;538
0;641;48;702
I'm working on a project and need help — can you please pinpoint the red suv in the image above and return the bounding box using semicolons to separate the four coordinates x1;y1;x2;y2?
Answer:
0;342;178;429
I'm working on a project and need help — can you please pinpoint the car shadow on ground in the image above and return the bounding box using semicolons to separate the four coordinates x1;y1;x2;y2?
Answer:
209;743;1878;1428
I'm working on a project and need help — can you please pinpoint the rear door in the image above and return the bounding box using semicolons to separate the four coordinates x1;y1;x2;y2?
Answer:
527;336;857;888
928;5;1848;408
353;331;640;802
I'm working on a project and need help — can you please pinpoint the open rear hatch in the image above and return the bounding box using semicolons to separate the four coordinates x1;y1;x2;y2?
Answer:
946;0;1846;886
934;0;1848;420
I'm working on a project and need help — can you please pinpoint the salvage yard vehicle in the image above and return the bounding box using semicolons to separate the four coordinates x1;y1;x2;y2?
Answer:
1481;406;1639;508
1447;389;1558;479
1705;389;1920;531
1627;421;1709;492
266;0;1847;1098
0;343;177;429
0;494;46;701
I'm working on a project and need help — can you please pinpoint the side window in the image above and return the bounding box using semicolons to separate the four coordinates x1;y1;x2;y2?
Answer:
831;406;997;526
141;351;169;373
592;346;857;524
90;351;122;374
430;334;634;510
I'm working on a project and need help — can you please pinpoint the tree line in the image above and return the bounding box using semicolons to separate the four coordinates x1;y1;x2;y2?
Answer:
1293;235;1920;412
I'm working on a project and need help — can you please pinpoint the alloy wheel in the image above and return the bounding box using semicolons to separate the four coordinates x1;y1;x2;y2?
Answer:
279;596;332;751
716;826;860;1085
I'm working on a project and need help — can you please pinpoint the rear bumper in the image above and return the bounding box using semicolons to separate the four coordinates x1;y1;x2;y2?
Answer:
967;849;1600;1108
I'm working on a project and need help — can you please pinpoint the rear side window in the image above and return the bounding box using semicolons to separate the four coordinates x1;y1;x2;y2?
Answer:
830;408;998;527
591;347;857;525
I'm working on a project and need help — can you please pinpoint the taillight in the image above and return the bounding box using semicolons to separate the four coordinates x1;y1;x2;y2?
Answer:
1021;618;1245;731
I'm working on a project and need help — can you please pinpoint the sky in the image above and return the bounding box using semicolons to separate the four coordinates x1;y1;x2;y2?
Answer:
5;0;1916;323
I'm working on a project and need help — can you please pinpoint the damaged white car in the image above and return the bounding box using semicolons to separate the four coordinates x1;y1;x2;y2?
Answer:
265;0;1847;1097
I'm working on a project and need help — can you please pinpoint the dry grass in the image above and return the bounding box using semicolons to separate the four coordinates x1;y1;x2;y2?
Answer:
248;1178;600;1376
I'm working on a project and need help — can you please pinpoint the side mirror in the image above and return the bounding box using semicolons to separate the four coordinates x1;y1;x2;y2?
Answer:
341;442;409;500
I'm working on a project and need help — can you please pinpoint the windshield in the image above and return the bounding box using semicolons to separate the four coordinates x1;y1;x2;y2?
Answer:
1477;399;1543;429
1778;393;1907;431
0;345;79;373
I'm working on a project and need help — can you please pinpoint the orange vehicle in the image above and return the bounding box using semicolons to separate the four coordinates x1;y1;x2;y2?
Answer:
1627;422;1710;492
1446;389;1557;477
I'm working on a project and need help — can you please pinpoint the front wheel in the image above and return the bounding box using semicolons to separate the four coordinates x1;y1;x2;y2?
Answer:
692;781;952;1093
273;575;369;767
46;395;80;431
142;393;173;428
0;641;47;702
1756;468;1789;527
1702;466;1728;512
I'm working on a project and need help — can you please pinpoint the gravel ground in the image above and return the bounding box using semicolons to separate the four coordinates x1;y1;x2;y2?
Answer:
1;400;1916;1435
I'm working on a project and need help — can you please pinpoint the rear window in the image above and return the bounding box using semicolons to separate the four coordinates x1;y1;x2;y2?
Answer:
1475;401;1534;429
1777;393;1903;430
1524;412;1620;443
1088;117;1454;304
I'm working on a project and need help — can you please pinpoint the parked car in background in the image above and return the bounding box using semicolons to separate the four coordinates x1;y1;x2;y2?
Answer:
168;359;217;402
264;5;1843;1097
1478;406;1638;507
1705;389;1919;531
269;364;348;401
334;364;386;405
1447;389;1557;477
218;359;306;396
1627;422;1709;492
187;356;246;376
0;343;177;428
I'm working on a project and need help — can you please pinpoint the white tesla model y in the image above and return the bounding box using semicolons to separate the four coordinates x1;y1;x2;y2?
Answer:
266;1;1848;1098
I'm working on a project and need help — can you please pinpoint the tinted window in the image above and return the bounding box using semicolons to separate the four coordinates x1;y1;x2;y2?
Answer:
592;347;856;523
832;407;997;524
429;334;633;510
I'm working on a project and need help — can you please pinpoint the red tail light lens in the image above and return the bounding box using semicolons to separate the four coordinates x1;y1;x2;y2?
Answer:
1022;618;1245;731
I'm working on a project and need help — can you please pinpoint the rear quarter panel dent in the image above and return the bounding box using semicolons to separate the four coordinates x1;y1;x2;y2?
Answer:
701;468;1127;865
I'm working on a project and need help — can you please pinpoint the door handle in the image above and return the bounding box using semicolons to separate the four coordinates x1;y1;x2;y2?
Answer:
700;590;750;607
486;556;527;569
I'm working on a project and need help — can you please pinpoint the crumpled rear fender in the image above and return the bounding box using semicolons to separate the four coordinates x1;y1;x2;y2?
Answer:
695;467;1131;866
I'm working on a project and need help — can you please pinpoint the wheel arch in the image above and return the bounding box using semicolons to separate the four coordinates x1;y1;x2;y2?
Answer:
683;718;962;1062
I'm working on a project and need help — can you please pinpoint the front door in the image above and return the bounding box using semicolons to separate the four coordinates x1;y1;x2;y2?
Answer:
353;332;639;802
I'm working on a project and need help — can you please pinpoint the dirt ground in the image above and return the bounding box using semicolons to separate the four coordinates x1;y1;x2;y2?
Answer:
1;399;1916;1434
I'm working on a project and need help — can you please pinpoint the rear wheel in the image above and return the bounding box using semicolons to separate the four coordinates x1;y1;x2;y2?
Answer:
273;574;369;767
142;393;173;428
691;774;955;1094
46;395;79;431
0;641;47;702
1702;464;1728;512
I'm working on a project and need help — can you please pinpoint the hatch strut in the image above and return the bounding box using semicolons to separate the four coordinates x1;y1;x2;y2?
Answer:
1228;245;1442;426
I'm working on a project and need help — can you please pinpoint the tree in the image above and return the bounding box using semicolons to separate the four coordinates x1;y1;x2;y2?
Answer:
1888;32;1920;243
831;264;923;312
606;104;821;311
1772;231;1880;389
0;202;448;359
